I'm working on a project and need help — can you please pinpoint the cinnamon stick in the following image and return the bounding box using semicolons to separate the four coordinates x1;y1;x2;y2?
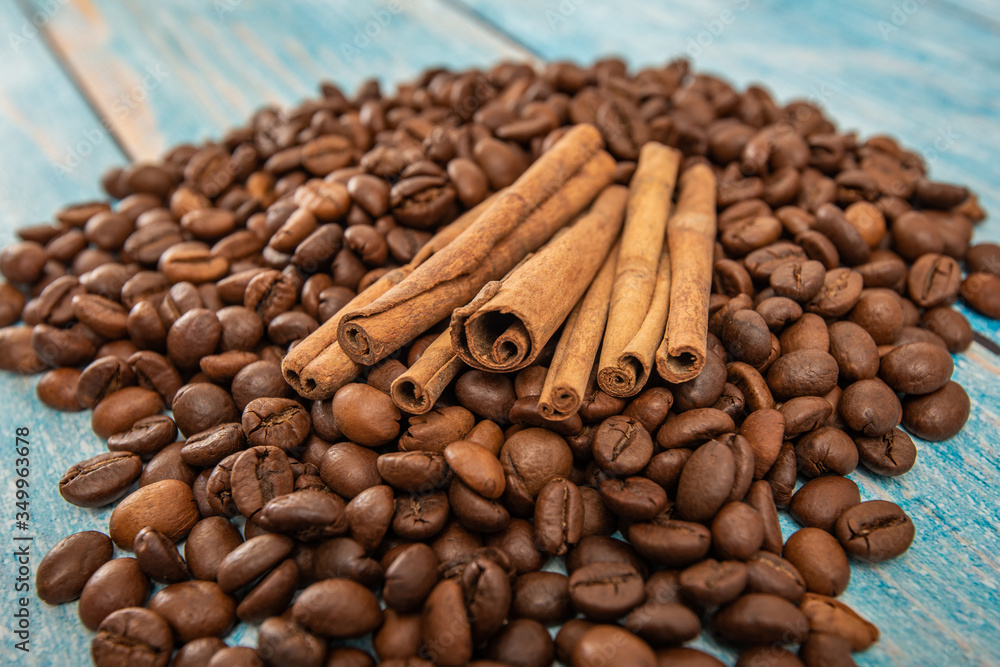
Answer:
282;194;496;399
389;330;464;414
656;162;718;383
337;124;612;366
451;184;628;373
597;143;682;397
537;240;620;420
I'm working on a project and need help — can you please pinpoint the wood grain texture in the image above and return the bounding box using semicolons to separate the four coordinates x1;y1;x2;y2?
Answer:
0;1;126;245
1;0;999;665
25;0;536;160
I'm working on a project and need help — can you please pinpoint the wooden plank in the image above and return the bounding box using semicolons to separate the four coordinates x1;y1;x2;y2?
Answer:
0;1;127;244
449;1;1000;664
0;1;132;660
26;0;536;160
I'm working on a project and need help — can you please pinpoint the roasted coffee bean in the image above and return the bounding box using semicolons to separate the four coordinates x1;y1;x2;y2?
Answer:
790;476;861;532
783;528;851;597
901;380;970;441
91;386;165;439
500;427;574;504
712;593;809;645
848;290;903;345
35;367;83;411
568;561;645;622
91;607;173;667
444;440;505;498
32;322;98;367
59;452;142;508
181;422;245;467
230;446;294;519
907;253;961;308
139;441;197;487
511;571;572;625
455;370;517;424
623;386;674;432
855;427;917;476
399;404;476;452
712;502;764;560
321;442;381;498
448;478;510;533
393;490;450;540
331;382;401;446
680;558;748;607
36;531;114;604
257;616;326;667
534;477;583;556
421;578;473;667
920;306;973;353
184;516;244;582
799;593;879;652
838;378;901;437
241;397;311;450
745;550;806;603
78;558;150;631
258;489;347;539
590;414;654;475
835;500;914;561
377;451;449;492
675;440;735;522
722;309;773;367
108;479;200;548
879;341;953;395
148;580;236;643
134;526;191;584
0;283;25;326
128;350;183;406
167;308;221;370
795;427;858;478
767;349;839;400
827;321;879;383
657;408;735;450
740;408;784;479
158;242;229;284
77;356;136;410
483;617;554;667
572;624;656;667
598;475;668;521
216;533;294;594
172;382;239;437
172;637;228;667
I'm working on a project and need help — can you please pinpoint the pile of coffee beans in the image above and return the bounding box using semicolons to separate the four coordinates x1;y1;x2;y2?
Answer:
4;57;998;667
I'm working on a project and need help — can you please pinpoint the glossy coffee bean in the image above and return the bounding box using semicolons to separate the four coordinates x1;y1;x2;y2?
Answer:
36;531;114;604
568;561;645;622
901;380;970;441
783;528;850;597
835;500;915;561
91;607;173;667
59;452;142;508
854;428;917;476
78;558;150;631
148;580;236;643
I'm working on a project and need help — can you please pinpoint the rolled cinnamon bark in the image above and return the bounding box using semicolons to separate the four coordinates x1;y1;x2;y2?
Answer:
282;195;496;399
597;143;682;398
537;240;620;420
451;184;628;373
389;330;464;414
656;162;718;383
337;124;611;366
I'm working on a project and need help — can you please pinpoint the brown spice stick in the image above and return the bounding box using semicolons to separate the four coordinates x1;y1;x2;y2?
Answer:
657;162;718;383
537;240;620;420
389;330;464;414
597;143;682;397
337;124;609;366
282;195;496;399
451;184;628;373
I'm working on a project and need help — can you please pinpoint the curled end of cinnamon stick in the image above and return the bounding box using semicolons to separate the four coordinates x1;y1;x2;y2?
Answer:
537;386;582;421
390;376;432;415
597;355;647;398
338;319;378;365
657;344;705;384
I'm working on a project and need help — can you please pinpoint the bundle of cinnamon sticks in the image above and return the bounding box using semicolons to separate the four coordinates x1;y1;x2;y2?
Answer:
284;126;718;422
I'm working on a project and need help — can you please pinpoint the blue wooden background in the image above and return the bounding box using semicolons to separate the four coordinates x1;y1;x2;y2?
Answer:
1;1;998;665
